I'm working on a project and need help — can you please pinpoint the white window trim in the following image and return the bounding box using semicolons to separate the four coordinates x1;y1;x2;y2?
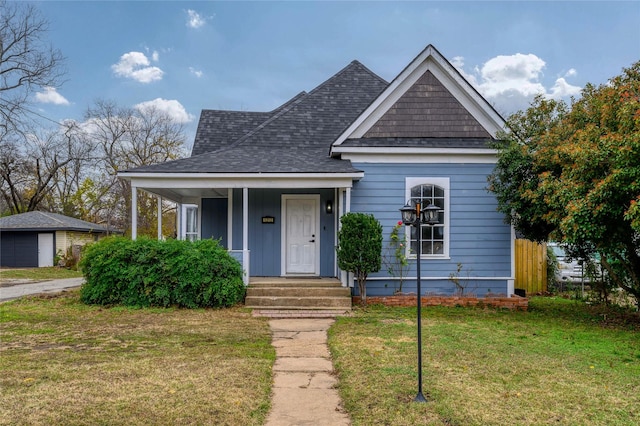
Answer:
181;203;199;241
405;177;450;259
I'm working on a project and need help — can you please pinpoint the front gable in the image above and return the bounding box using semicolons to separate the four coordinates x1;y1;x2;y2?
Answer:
331;44;505;154
363;70;491;139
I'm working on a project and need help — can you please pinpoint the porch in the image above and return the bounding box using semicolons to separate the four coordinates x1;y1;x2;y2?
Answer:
122;174;360;286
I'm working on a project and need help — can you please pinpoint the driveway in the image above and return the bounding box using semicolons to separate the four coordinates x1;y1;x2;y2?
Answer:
0;277;84;302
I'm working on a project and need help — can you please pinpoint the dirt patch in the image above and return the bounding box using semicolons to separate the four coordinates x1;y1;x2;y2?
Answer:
0;279;46;287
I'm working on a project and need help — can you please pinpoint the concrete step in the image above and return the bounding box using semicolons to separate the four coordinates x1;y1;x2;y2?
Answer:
252;309;352;318
249;279;343;288
245;278;352;312
245;296;353;309
246;287;351;298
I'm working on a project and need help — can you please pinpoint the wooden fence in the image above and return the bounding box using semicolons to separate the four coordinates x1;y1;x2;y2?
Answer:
515;239;548;295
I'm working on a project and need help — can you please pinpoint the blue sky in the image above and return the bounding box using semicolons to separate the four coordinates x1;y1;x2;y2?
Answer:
32;1;640;149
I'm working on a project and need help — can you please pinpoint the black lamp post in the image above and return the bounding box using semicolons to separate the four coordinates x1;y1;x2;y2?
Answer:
400;200;440;403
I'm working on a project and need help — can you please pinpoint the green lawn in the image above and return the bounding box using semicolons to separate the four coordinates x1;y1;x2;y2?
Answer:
0;267;83;283
0;292;274;426
328;298;640;426
2;291;638;425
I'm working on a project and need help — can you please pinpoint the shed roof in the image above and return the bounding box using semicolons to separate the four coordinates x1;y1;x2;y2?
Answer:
0;212;119;233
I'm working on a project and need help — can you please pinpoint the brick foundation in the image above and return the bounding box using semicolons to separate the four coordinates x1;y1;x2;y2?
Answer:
352;294;528;311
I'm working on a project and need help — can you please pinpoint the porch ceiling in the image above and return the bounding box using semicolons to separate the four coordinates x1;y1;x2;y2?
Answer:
142;187;228;203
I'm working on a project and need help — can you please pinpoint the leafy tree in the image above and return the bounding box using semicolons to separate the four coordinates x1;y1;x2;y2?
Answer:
489;61;640;306
336;212;383;306
0;0;65;139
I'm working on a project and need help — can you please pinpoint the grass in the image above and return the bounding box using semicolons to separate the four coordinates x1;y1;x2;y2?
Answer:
0;267;83;283
3;290;638;426
0;291;274;426
328;297;640;426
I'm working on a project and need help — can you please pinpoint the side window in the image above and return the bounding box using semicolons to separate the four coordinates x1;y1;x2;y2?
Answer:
406;178;449;258
183;204;199;241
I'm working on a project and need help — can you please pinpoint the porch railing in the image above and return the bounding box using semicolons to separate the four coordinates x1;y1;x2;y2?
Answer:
229;250;250;285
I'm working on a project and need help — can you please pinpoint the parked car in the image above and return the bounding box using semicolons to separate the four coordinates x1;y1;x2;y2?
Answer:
548;243;588;284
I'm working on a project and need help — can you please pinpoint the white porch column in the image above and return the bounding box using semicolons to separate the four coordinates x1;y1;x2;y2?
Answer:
227;189;233;249
333;188;338;277
176;203;182;239
339;188;350;287
344;187;354;287
131;185;137;240
157;195;162;240
345;187;351;213
242;187;249;285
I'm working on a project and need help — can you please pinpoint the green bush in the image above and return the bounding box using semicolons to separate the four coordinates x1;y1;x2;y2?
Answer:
79;237;245;308
336;212;383;306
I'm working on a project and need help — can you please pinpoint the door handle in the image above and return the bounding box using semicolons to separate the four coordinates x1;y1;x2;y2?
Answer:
309;239;315;243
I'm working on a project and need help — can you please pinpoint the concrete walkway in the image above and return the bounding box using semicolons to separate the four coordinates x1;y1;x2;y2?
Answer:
265;318;350;426
0;277;84;302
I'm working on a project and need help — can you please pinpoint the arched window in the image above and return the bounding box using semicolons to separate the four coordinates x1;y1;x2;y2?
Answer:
406;177;449;258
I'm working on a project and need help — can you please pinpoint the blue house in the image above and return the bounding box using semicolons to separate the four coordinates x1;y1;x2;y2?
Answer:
120;45;514;298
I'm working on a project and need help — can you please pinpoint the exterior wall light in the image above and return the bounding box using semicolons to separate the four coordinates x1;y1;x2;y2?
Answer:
326;200;333;214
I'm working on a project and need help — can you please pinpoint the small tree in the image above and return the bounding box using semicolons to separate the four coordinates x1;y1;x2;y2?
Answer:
336;213;383;306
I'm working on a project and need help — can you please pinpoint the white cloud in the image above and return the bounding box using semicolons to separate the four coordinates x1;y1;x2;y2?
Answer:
34;87;70;105
151;50;159;62
476;53;547;98
189;67;203;78
548;77;582;99
186;9;207;28
451;56;465;69
452;53;582;114
134;98;194;123
111;51;164;83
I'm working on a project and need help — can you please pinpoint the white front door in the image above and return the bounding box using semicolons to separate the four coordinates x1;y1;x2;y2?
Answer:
38;233;54;267
283;195;319;275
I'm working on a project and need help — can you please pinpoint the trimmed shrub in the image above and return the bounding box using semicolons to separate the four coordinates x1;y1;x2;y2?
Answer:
79;237;245;308
336;212;383;306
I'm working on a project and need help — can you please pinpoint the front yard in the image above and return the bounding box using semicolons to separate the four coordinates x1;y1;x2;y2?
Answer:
0;292;274;426
1;292;638;425
329;298;640;425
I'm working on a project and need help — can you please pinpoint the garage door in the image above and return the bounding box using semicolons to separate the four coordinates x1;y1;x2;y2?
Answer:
0;232;38;267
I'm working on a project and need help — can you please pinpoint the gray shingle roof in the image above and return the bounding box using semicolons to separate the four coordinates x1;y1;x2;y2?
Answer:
130;146;363;174
124;60;388;175
0;211;119;233
191;91;308;156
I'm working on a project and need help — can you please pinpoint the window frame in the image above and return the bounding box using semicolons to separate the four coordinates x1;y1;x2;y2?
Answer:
182;204;199;241
404;177;450;259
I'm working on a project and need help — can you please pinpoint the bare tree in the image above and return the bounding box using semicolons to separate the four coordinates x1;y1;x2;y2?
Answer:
82;100;186;234
0;0;65;139
0;122;92;214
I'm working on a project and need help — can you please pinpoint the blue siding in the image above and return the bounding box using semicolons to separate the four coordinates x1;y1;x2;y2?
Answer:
201;198;228;247
212;188;336;277
350;162;512;297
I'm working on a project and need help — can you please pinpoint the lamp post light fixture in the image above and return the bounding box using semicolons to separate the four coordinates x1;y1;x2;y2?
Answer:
400;200;440;403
